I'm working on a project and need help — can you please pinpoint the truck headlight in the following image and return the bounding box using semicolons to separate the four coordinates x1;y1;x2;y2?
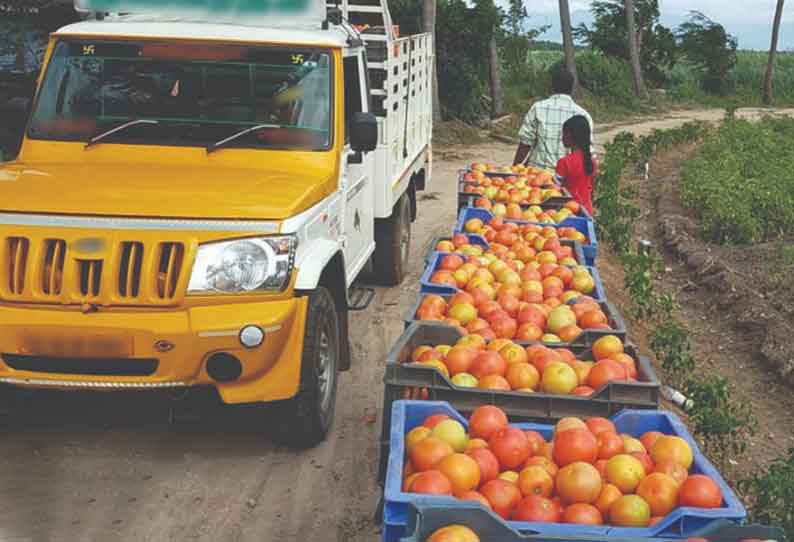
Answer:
188;236;296;294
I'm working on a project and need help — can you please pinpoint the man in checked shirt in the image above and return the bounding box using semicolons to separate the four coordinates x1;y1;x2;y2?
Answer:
513;68;594;169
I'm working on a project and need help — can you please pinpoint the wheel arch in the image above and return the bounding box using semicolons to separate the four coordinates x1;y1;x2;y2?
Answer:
294;241;351;371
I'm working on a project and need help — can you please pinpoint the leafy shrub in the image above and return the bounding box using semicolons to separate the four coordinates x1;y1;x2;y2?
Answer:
741;449;794;541
679;118;794;244
677;12;738;96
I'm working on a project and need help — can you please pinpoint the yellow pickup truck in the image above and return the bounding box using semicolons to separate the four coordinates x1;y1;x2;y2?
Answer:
0;0;433;445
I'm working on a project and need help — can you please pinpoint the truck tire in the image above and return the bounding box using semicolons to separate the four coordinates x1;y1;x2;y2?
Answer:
373;194;411;286
276;286;339;447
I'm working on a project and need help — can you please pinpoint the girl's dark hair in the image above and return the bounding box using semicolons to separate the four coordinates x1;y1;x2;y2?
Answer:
563;115;593;175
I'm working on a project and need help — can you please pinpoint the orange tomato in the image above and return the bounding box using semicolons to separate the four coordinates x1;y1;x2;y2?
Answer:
518;465;554;498
605;454;646;493
651;436;693;470
654;459;689;487
427;525;481;542
469;405;508;440
524;456;559;478
637;473;679;517
677;475;722;508
409;470;454;495
610;495;651;527
562;503;604;525
553;428;598;466
585;417;617;436
411;437;455;471
594;483;622;518
555;461;603;505
438;453;482;494
597;431;625;460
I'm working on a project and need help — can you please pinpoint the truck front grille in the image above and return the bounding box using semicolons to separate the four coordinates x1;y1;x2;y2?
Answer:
0;235;189;306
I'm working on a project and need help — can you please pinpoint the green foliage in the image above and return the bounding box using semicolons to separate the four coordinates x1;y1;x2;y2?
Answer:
679;117;794;244
499;2;549;81
575;0;676;86
684;374;754;467
391;0;502;121
620;251;676;320
741;448;794;541
650;319;694;389
676;12;738;95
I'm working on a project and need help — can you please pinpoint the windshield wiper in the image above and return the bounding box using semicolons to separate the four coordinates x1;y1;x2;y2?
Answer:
206;124;281;154
85;119;160;149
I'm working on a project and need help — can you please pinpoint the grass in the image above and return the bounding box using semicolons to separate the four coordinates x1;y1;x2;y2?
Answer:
678;117;794;244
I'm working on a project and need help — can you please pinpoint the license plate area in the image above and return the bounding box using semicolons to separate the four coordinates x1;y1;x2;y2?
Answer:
19;331;133;359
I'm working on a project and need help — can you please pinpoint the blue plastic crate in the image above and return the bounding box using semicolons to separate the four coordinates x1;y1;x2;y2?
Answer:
454;208;598;266
419;252;607;302
382;401;745;542
398;504;781;542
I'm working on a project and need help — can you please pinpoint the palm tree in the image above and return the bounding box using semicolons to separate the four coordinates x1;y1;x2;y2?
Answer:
558;0;579;96
763;0;785;105
423;0;442;121
625;0;648;99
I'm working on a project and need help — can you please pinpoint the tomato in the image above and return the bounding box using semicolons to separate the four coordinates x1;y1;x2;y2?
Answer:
409;470;453;495
587;360;627;389
438;453;481;494
594;483;622;518
609;495;651;527
444;347;479;376
423;414;451;429
411;437;454;471
677;475;722;508
458;490;492;510
524;456;559;478
640;431;663;452
469;405;508;440
605;454;646;494
524;430;546;457
555;461;603;505
405;426;432;453
597;431;625;460
555;417;587;434
591;335;624;360
512;495;562;522
489;427;532;470
631;452;655;474
466;448;500;487
427;525;481;542
552;429;598;466
518;465;554;497
562;503;604;525
470;350;508;379
651;436;694;470
637;472;679;517
654;459;689;487
480;479;522;519
586;417;617;436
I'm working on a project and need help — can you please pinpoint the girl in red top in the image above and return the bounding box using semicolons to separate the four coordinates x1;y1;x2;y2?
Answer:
556;115;597;215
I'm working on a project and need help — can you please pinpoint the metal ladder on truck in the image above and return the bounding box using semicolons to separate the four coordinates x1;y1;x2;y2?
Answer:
326;0;432;188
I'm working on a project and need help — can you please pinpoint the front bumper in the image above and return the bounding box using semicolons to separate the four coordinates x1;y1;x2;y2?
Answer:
0;296;308;404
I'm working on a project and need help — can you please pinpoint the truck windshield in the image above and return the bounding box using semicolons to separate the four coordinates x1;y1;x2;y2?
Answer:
28;40;333;150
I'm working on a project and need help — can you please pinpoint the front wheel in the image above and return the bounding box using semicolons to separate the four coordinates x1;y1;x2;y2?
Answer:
373;194;411;286
275;287;339;447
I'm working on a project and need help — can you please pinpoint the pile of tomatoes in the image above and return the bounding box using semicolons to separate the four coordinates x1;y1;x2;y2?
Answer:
427;243;596;299
414;292;614;344
470;198;583;223
463;216;589;247
406;334;638;397
402;405;724;528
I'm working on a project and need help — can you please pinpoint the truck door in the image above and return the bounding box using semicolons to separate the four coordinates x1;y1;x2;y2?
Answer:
341;50;375;285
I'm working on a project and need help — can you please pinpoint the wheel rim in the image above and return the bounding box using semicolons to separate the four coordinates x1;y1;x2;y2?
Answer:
399;204;411;265
316;325;336;414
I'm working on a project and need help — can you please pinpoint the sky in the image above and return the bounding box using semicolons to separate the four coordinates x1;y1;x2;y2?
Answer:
509;0;794;50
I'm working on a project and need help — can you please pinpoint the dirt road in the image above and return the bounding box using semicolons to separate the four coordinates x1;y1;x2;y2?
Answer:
0;107;788;542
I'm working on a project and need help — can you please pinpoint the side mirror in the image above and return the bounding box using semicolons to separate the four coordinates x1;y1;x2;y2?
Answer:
0;98;31;160
5;97;31;126
350;112;377;153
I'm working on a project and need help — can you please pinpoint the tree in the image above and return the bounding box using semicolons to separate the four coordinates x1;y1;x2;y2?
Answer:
422;0;442;121
500;0;549;78
625;0;648;98
575;0;676;86
472;0;503;117
558;0;579;96
677;12;738;95
763;0;786;105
